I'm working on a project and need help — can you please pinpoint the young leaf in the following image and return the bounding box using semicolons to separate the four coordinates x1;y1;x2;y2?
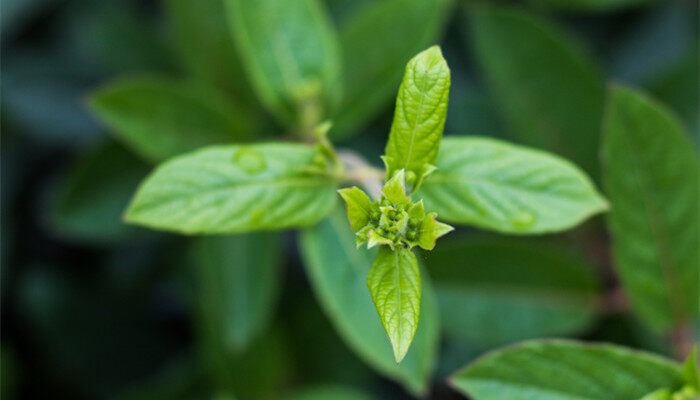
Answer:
427;237;599;349
416;213;453;250
90;76;253;162
450;340;685;400
50;140;153;244
333;0;452;138
384;45;450;189
418;136;608;234
602;85;699;331
299;207;439;395
126;143;337;234
164;0;253;99
226;0;341;127
191;233;281;354
367;246;421;364
468;7;604;178
337;186;374;231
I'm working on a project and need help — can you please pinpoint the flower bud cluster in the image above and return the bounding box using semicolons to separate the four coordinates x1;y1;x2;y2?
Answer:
339;170;453;250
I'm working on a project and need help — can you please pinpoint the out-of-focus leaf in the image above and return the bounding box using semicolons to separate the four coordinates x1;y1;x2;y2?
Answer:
191;233;281;354
418;137;608;234
384;46;450;184
285;385;376;400
468;7;604;178
427;236;599;349
226;0;341;127
299;206;439;396
18;268;182;398
646;51;699;141
55;0;173;76
50;140;153;244
164;0;252;98
90;76;254;162
608;2;694;85
525;0;655;12
196;326;291;398
449;340;684;400
367;246;421;364
333;0;452;138
125;143;337;234
602;85;699;331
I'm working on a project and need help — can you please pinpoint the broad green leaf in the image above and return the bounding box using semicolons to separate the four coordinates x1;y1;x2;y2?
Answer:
602;85;699;331
299;206;439;395
90;76;253;162
427;237;599;350
226;0;341;127
126;143;337;234
50;140;153;243
450;340;685;400
367;246;421;364
384;46;450;186
418;137;608;234
469;8;604;178
192;233;281;354
165;0;253;98
285;385;375;400
526;0;655;12
333;0;452;138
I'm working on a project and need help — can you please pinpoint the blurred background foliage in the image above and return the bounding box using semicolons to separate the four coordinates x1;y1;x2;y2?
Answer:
1;0;698;399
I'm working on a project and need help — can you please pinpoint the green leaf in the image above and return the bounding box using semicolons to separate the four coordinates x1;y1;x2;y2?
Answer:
602;85;699;331
682;346;700;390
192;233;281;354
50;140;153;243
450;340;685;400
418;136;608;234
226;0;341;127
384;46;450;187
126;143;337;234
367;246;421;364
427;237;599;349
468;7;605;178
284;385;375;400
90;76;253;162
338;186;374;231
299;206;439;395
416;212;453;250
165;0;253;98
333;0;452;138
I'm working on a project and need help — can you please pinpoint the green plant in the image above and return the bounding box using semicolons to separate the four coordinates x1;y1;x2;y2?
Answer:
113;44;607;363
73;1;699;398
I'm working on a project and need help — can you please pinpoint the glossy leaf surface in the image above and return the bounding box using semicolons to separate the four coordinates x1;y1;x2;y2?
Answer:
419;137;608;234
126;143;337;234
450;340;684;400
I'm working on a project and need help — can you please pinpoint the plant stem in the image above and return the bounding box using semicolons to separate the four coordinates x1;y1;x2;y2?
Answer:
337;150;384;199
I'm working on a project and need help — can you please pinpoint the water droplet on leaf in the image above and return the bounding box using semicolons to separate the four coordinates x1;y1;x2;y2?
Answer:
512;211;535;228
234;148;266;174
